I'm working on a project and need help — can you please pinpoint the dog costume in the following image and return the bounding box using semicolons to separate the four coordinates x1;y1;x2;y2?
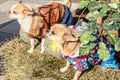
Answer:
64;43;102;71
27;2;73;38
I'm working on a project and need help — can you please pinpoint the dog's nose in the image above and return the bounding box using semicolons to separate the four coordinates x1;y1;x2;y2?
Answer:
46;30;50;33
7;11;11;17
8;11;11;14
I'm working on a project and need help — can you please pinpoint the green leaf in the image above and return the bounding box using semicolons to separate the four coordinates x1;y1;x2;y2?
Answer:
86;11;100;20
80;33;96;44
100;6;111;13
115;40;120;51
78;1;90;9
98;49;109;61
112;13;120;19
88;1;101;11
99;42;106;50
86;10;107;21
108;3;118;9
99;12;107;17
107;32;120;51
80;43;96;55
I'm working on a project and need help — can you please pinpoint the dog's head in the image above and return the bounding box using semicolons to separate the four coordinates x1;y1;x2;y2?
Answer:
8;1;34;19
46;24;80;56
46;24;79;43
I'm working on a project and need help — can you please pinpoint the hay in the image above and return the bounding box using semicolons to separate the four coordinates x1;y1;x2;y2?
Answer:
1;38;120;80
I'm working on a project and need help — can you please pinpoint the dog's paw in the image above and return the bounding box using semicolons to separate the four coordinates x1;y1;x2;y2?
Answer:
60;67;67;73
40;49;44;54
27;49;33;53
40;47;44;54
72;78;78;80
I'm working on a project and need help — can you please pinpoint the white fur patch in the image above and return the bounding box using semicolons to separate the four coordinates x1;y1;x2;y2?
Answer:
18;16;32;33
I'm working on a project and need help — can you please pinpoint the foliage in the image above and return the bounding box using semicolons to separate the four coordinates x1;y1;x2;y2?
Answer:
98;42;109;60
80;33;96;44
78;1;120;21
77;1;120;51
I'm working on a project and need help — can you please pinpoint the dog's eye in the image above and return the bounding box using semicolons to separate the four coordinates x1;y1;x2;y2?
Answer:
51;31;55;35
13;11;17;14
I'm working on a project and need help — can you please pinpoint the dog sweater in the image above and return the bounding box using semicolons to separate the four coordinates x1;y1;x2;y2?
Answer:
64;44;101;71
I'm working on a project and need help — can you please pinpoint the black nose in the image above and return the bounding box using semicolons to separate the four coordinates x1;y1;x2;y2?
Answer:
46;30;49;33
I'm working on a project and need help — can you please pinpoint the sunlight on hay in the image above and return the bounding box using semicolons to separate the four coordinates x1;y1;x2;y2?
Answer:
1;38;120;80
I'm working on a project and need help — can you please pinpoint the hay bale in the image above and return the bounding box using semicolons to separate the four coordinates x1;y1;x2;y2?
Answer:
0;38;73;80
1;38;120;80
0;53;5;75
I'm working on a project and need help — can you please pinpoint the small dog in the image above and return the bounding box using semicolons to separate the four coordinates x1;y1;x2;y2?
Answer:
46;24;103;80
46;24;84;80
8;0;73;53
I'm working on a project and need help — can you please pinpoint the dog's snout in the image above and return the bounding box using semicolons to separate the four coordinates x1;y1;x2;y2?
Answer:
8;11;10;13
46;30;50;33
7;11;12;17
8;11;11;14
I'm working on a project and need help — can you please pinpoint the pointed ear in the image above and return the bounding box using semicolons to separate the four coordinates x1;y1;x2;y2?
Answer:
22;9;34;15
63;28;79;42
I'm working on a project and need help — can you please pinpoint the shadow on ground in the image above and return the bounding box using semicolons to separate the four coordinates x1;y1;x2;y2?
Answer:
0;20;20;77
0;20;20;46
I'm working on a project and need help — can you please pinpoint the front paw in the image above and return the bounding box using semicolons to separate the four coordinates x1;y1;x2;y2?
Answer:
72;78;78;80
27;49;33;53
40;49;44;54
40;47;45;54
60;67;68;73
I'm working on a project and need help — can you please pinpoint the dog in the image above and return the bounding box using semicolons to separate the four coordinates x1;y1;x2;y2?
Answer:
46;24;102;80
46;24;120;80
8;0;73;53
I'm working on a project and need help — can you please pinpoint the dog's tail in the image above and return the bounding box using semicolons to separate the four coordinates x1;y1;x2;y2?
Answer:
51;0;72;8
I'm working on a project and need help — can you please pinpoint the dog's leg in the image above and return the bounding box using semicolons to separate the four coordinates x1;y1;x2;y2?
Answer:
28;38;34;53
73;71;82;80
60;60;70;72
41;38;45;53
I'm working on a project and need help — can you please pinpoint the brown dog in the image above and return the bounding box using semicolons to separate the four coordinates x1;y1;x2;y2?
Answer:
46;24;82;80
8;1;72;53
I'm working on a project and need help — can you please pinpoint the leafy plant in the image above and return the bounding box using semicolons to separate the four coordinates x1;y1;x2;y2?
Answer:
77;1;120;51
78;1;120;21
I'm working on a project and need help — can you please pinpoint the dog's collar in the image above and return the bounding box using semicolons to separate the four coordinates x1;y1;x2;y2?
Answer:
69;49;80;58
64;48;80;58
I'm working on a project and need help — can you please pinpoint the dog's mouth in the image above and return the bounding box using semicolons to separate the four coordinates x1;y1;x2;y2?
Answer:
44;34;49;38
45;30;51;37
45;31;50;38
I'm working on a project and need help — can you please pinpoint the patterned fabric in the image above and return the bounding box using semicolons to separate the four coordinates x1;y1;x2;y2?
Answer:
65;50;101;71
90;34;119;69
87;43;100;65
66;56;88;71
64;33;119;71
95;34;119;70
65;43;102;71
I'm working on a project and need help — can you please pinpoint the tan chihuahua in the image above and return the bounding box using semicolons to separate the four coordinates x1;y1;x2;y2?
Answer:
46;24;83;80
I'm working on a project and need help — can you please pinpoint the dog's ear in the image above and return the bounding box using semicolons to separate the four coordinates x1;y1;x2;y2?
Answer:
22;9;34;15
63;28;79;42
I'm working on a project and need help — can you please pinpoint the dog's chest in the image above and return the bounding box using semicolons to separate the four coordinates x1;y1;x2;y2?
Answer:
18;16;32;33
